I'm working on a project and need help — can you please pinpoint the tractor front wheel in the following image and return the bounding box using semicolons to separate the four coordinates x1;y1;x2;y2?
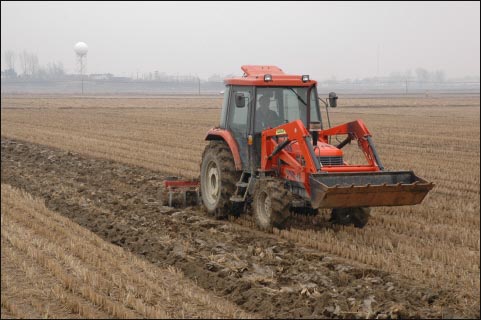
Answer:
253;178;291;230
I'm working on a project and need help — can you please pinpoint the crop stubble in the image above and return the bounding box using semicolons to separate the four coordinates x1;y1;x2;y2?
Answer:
1;139;467;318
1;95;480;317
1;183;252;319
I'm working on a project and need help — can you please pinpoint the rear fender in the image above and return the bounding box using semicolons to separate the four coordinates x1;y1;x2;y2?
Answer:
205;128;242;170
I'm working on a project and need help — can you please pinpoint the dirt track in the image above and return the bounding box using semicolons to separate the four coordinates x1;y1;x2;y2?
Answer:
1;138;465;319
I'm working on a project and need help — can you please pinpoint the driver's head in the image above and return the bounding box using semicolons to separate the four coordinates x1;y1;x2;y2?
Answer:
259;95;270;109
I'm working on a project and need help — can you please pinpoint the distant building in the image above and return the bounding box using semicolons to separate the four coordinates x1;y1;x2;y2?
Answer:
110;76;131;82
1;68;17;79
89;73;114;80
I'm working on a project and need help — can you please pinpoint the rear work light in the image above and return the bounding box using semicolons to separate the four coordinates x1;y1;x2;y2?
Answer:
264;74;272;82
302;75;310;82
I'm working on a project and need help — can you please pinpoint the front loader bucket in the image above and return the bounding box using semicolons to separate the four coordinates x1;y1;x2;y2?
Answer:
309;171;434;209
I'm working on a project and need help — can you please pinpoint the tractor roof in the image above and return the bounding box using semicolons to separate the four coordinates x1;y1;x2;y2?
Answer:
224;65;317;87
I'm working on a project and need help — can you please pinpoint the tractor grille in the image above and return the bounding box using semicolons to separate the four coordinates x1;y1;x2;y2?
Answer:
318;156;344;166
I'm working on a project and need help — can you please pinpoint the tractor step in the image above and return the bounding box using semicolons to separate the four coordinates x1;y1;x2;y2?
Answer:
231;172;252;203
236;182;249;188
230;196;245;203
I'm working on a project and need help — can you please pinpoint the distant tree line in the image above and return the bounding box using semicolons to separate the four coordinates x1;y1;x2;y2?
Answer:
388;68;446;83
2;49;478;85
2;50;64;79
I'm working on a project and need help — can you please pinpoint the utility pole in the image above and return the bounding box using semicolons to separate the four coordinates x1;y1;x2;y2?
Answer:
198;76;201;95
405;79;408;95
81;58;84;95
74;42;88;96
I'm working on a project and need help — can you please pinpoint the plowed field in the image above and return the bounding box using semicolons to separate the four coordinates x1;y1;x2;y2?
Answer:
1;95;479;318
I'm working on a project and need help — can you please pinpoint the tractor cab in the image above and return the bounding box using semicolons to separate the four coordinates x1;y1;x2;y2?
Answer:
218;65;328;171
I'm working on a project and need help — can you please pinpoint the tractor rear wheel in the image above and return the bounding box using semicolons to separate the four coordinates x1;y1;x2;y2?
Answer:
330;207;371;228
253;178;291;230
200;141;241;218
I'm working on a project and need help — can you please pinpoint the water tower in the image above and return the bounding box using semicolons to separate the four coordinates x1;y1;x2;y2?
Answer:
74;42;88;95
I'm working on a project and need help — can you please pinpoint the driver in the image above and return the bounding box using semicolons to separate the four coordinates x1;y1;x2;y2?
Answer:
255;95;281;131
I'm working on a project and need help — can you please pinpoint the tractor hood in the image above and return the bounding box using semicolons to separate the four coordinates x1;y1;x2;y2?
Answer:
287;141;343;157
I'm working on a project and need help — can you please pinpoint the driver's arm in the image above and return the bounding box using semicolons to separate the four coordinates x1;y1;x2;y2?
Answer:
267;110;283;127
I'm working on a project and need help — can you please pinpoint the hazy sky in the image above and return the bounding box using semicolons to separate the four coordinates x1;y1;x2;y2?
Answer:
1;1;480;79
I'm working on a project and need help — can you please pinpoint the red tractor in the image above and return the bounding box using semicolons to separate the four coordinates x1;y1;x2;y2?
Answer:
200;65;433;229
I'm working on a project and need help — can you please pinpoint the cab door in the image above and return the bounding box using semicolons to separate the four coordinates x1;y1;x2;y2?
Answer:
226;85;253;169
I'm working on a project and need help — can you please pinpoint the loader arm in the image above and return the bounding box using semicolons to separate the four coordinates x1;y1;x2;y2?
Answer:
260;119;382;191
261;120;320;195
260;119;434;209
318;119;383;170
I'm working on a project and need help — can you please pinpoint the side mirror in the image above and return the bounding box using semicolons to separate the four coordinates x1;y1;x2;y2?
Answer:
235;92;246;108
328;92;338;108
